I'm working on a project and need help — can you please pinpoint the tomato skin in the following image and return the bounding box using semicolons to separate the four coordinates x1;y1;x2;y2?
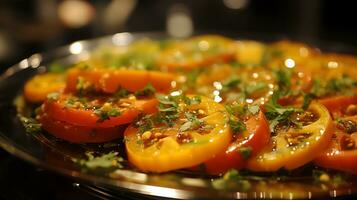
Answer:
319;95;357;113
204;111;270;175
24;73;65;103
314;136;357;174
246;103;334;171
43;94;158;128
39;113;124;143
65;68;174;94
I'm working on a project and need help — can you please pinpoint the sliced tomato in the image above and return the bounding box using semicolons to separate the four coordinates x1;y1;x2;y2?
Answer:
24;73;66;103
65;67;175;94
124;95;232;172
246;103;334;171
319;94;357;113
205;111;270;175
43;93;158;128
314;131;357;174
235;40;266;65
39;113;124;143
157;35;236;70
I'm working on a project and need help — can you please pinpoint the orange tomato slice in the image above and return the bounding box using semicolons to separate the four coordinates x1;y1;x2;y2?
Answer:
24;73;65;103
65;67;175;94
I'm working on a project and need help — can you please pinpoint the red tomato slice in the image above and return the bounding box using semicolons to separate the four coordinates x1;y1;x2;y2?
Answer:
319;94;357;113
314;132;357;174
39;113;124;143
43;94;158;128
204;111;270;174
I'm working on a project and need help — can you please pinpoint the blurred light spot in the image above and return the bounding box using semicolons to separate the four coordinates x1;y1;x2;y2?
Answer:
167;4;193;38
182;178;206;187
170;90;182;96
284;58;295;68
213;81;223;90
112;32;133;46
145;186;180;198
214;95;222;103
19;59;29;69
213;90;220;96
223;0;248;9
246;98;253;103
103;0;137;32
327;61;339;69
58;0;95;28
110;169;147;183
29;54;42;68
69;42;83;54
252;72;259;78
198;40;210;51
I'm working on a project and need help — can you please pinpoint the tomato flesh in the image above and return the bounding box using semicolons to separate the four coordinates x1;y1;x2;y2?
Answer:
205;111;270;174
39;113;124;143
246;103;334;171
43;93;158;128
24;73;65;103
124;96;232;172
65;67;174;94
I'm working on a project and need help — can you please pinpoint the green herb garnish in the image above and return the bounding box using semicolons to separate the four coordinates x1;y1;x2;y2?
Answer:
73;151;123;170
19;116;41;134
238;146;252;160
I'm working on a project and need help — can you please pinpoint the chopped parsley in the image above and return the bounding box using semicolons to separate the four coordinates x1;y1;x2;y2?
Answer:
211;169;251;191
47;92;59;102
336;118;357;133
134;83;156;97
179;112;204;132
134;94;201;133
275;68;292;95
225;103;246;116
19;116;41;134
265;92;302;133
248;105;260;115
302;75;357;109
244;82;268;97
228;118;246;134
114;88;130;98
237;146;252;160
73;151;123;170
94;107;121;122
222;75;240;91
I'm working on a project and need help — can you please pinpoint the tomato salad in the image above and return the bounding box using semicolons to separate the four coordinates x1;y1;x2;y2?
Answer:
22;35;357;175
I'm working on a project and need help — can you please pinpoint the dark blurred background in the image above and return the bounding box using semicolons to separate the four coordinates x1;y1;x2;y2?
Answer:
1;0;357;199
1;0;357;73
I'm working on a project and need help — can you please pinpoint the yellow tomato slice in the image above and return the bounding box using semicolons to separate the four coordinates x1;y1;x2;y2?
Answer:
157;35;236;70
246;103;334;171
235;40;266;65
124;95;232;172
24;73;65;103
